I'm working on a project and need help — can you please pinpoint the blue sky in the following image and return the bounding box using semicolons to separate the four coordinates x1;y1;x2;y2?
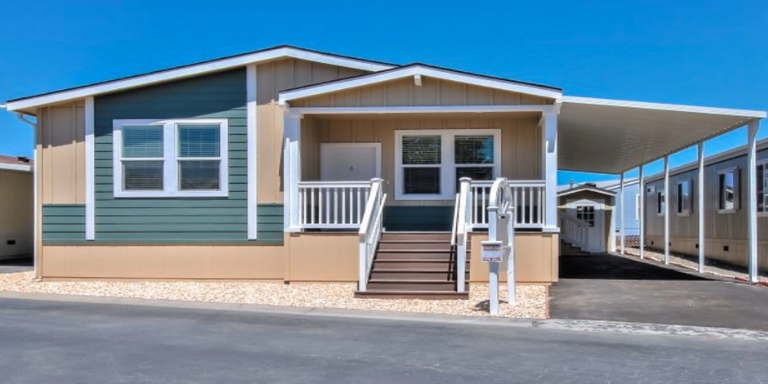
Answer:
1;0;766;185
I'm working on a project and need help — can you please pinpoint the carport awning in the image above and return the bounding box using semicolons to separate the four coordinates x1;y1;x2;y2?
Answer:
559;96;767;174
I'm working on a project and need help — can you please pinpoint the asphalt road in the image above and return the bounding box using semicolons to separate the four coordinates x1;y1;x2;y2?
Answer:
0;298;766;384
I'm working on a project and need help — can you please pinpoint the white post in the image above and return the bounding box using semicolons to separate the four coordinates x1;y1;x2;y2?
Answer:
639;165;645;259
620;172;625;255
489;262;500;316
246;64;258;240
697;142;705;273
84;96;95;241
542;112;558;231
283;111;302;232
747;121;759;283
664;155;670;265
506;204;515;304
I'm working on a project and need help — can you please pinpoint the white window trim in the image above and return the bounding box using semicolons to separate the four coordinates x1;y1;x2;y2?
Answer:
717;166;739;214
676;179;693;217
394;129;501;201
113;118;229;198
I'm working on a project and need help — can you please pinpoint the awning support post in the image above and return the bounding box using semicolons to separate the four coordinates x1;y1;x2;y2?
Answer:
620;172;625;255
747;121;759;283
697;142;705;273
664;155;670;265
638;165;645;259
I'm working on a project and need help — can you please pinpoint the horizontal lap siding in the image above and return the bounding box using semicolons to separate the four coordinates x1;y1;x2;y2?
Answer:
42;205;86;243
94;69;276;243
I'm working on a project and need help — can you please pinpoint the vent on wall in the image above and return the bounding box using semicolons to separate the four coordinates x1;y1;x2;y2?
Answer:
695;243;699;249
6;240;15;245
723;245;729;252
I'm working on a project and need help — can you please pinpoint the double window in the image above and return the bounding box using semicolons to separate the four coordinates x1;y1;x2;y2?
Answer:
395;130;500;200
113;119;228;198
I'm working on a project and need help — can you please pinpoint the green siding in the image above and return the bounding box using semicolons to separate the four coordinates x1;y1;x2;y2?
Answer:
256;205;285;244
42;205;86;243
93;68;280;244
383;206;454;231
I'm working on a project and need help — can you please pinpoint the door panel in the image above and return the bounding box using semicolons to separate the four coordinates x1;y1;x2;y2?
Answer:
320;143;381;182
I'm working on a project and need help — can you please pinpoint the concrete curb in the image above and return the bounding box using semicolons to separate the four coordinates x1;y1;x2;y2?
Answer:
1;291;766;341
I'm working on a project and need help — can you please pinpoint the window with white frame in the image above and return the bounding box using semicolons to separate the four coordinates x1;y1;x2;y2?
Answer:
677;179;692;216
395;130;500;200
757;160;768;213
113;119;228;198
717;167;739;213
657;190;665;216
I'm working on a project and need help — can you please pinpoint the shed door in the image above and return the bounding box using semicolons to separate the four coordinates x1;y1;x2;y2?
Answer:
567;199;606;252
320;143;381;181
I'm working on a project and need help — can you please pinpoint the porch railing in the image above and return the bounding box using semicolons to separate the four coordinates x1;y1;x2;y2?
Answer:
451;178;472;293
469;180;545;229
298;181;372;229
561;214;590;251
358;179;387;292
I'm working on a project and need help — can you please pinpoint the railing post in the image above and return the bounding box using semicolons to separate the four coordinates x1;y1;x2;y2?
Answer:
283;110;302;232
456;177;471;293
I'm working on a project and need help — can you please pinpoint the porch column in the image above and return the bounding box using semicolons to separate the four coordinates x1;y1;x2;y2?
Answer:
697;142;705;273
747;121;760;283
284;110;302;232
620;172;625;255
638;165;645;259
664;155;670;265
542;112;558;231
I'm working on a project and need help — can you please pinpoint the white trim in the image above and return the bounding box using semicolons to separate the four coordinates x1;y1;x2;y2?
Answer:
246;64;258;240
747;121;759;283
0;163;33;173
112;118;229;198
394;129;501;201
84;97;95;240
291;105;557;115
664;155;670;264
319;143;382;180
5;47;395;111
279;65;562;104
284;112;302;232
557;187;615;198
562;96;767;119
697;142;705;272
542;112;559;229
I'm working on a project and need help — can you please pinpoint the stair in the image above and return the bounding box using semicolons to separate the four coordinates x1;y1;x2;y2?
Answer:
560;240;589;256
355;232;470;299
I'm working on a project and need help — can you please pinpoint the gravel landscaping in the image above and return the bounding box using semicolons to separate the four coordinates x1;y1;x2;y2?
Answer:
0;272;548;318
623;247;768;285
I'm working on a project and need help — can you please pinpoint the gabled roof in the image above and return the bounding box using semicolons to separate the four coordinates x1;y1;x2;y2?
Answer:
558;184;616;198
3;45;397;112
278;63;562;104
0;155;33;172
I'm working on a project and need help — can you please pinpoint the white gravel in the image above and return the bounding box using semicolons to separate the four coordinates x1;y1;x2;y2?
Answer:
623;247;768;285
0;272;548;319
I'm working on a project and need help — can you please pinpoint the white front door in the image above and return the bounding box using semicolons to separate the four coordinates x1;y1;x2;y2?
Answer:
320;143;381;181
566;199;606;252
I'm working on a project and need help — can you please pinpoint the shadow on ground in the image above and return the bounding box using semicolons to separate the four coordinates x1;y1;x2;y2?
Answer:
0;257;33;274
559;253;708;280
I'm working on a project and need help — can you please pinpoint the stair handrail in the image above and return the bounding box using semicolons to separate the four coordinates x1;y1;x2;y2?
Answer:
452;177;472;293
560;213;591;251
358;178;386;292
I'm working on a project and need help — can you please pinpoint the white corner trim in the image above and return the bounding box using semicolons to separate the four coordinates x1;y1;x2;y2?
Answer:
0;163;33;172
246;64;258;240
84;97;95;241
5;47;394;111
562;96;768;119
291;105;557;116
279;65;562;104
112;118;229;198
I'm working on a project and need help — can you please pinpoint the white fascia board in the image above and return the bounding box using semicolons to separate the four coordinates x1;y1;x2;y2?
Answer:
292;105;557;115
557;187;615;198
563;96;767;119
0;163;33;173
279;65;562;104
5;47;395;111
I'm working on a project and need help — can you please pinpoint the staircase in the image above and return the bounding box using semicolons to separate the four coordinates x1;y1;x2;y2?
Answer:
355;232;470;299
560;240;589;256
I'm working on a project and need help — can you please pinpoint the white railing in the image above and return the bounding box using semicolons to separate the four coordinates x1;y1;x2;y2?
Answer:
470;180;545;229
451;178;472;293
561;214;590;251
298;181;372;229
486;177;517;310
358;179;387;292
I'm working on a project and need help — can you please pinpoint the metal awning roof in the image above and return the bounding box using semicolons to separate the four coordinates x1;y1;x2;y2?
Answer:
558;96;766;174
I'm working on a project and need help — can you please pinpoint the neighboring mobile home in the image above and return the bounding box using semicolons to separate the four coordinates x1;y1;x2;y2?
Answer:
644;139;768;272
0;155;33;260
2;45;765;295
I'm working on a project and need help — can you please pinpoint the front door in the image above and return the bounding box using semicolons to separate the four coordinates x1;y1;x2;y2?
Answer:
567;199;606;252
320;143;381;181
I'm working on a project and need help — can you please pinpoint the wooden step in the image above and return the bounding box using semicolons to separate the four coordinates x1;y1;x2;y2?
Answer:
377;241;453;251
355;290;469;300
370;270;468;280
366;280;468;291
373;259;468;269
375;251;454;261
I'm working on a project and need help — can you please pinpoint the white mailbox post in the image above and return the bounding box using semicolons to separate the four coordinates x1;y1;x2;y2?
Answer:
481;240;503;316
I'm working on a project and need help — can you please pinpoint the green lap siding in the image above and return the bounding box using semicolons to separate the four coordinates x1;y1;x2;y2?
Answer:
256;205;285;244
42;205;86;243
92;68;280;244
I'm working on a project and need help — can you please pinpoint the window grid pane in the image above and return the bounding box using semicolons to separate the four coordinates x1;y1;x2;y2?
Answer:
402;136;441;165
123;126;163;158
455;136;494;164
179;160;221;191
179;125;221;158
404;168;440;194
123;160;164;191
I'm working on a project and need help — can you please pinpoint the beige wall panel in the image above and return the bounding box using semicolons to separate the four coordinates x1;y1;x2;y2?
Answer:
258;59;367;105
0;170;33;259
469;233;559;283
38;101;85;204
256;104;284;203
41;245;285;280
286;233;358;281
293;78;553;108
